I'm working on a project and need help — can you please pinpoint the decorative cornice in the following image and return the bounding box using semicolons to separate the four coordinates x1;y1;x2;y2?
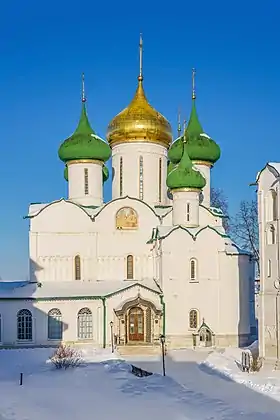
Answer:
171;188;201;193
0;281;161;302
192;160;213;168
67;159;103;166
146;224;229;244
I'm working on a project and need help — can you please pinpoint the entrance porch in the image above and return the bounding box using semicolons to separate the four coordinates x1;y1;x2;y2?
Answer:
113;295;163;346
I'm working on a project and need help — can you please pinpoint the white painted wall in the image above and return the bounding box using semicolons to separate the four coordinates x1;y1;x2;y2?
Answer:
257;165;280;363
67;161;103;206
172;190;200;227
111;142;169;206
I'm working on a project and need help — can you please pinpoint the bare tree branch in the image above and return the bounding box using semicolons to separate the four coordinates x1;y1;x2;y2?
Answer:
230;198;259;273
210;187;230;233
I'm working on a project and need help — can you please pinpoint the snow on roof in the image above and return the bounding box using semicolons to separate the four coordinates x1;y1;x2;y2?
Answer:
0;279;161;300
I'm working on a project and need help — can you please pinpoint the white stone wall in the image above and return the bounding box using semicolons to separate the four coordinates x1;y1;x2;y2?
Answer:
0;286;161;347
67;161;103;206
111;142;169;206
29;198;161;283
257;165;280;363
172;190;200;227
160;228;252;346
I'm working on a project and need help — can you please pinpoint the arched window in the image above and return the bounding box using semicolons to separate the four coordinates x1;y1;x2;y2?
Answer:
127;255;134;279
268;225;276;245
48;309;62;340
84;168;89;195
190;259;197;281
77;308;93;340
17;309;32;341
120;157;123;196
272;190;278;221
186;203;190;222
267;259;272;277
75;255;81;280
189;309;198;329
139;156;144;200
158;158;162;203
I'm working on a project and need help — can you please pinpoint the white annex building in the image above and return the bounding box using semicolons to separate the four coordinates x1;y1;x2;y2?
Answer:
0;39;254;350
256;162;280;368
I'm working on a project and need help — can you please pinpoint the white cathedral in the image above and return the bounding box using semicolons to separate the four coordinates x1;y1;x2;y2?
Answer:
0;40;254;350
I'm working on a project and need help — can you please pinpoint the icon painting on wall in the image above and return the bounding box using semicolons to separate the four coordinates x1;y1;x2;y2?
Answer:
116;207;138;230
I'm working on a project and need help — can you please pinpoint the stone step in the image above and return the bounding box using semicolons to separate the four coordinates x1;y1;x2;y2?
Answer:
117;345;161;356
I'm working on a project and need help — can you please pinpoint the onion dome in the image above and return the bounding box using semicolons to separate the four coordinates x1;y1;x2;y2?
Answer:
64;164;109;184
106;35;172;149
168;69;220;165
58;75;111;163
167;138;206;191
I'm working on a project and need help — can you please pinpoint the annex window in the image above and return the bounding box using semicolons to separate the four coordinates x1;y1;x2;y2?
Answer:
127;255;134;279
17;309;32;341
48;309;63;340
75;255;81;280
84;168;89;195
268;225;276;245
77;308;93;340
186;203;190;222
190;258;197;281
272;190;278;221
189;309;198;329
139;156;144;200
267;259;272;278
120;157;123;196
158;158;162;203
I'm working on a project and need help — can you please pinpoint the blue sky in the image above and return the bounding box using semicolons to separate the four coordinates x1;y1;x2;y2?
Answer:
0;0;279;279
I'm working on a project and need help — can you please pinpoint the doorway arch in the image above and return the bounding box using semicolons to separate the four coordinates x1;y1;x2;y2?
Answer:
128;307;144;342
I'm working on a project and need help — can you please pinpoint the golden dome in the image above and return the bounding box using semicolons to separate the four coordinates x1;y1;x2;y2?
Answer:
107;34;172;148
107;76;172;148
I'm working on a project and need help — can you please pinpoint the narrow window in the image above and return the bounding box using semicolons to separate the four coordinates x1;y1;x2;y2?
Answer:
84;168;89;195
17;309;32;340
77;308;93;340
270;225;276;245
190;259;197;281
186;203;190;222
272;190;278;221
158;158;162;203
48;309;63;340
139;156;143;200
189;309;198;329
127;255;134;279
268;259;272;277
75;255;81;280
0;314;2;342
120;157;123;196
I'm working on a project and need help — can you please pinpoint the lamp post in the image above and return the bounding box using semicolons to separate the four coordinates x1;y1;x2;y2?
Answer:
160;334;166;376
110;321;114;353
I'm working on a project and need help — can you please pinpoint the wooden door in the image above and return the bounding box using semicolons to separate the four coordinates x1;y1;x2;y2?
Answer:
128;307;144;342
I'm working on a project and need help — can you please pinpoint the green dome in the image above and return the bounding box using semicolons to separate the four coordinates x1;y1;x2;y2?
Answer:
167;141;206;190
168;100;220;164
58;102;111;163
64;166;68;181
102;165;109;183
63;163;109;183
167;160;177;175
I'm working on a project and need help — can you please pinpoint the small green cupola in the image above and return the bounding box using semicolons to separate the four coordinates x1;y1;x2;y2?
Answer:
168;69;220;165
167;136;206;191
58;75;111;164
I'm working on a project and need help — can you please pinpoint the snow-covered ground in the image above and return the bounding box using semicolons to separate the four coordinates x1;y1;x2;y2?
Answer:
0;346;280;420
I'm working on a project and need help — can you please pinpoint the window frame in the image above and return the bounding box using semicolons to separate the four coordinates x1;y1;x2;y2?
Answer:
84;168;89;195
48;308;63;340
74;255;81;281
189;309;198;329
127;254;134;279
17;309;33;341
190;258;198;282
77;308;93;340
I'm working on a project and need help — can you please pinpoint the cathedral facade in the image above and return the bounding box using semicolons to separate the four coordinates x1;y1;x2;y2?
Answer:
0;41;254;350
